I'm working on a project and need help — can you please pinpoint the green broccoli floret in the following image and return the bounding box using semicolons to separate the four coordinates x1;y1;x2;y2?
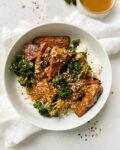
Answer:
57;84;71;99
68;59;82;74
34;102;50;117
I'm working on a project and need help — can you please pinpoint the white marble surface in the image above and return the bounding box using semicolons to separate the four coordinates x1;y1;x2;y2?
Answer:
0;0;120;150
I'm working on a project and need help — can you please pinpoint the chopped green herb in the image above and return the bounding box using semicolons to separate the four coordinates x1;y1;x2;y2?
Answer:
69;39;80;53
49;103;61;117
57;84;71;99
9;55;34;87
26;80;34;88
34;102;60;117
72;39;80;48
38;108;50;117
52;74;62;84
18;76;28;86
81;52;87;58
54;112;60;117
69;46;76;53
88;65;92;71
34;102;42;109
64;0;76;5
69;59;82;74
48;102;58;111
67;74;78;83
34;102;51;117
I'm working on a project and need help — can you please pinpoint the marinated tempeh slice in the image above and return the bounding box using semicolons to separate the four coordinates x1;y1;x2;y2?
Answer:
24;36;70;61
45;46;72;80
33;36;70;49
35;46;72;81
35;43;49;80
68;80;90;101
74;80;103;117
35;43;48;72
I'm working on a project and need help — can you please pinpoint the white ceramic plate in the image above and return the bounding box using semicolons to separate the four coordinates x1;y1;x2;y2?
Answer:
4;23;112;131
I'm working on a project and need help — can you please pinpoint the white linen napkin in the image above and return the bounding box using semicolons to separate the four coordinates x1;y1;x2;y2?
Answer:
0;21;42;148
1;10;120;148
53;11;120;55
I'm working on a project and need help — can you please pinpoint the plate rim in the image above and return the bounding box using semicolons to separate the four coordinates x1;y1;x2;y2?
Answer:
4;22;112;131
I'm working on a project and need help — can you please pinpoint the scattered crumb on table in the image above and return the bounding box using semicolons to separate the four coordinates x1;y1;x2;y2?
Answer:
22;5;26;8
111;91;114;95
77;120;102;141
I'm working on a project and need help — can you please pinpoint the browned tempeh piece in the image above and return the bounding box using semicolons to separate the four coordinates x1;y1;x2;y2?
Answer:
35;43;48;73
35;43;51;81
35;45;72;81
45;46;71;80
33;36;70;49
74;80;103;117
24;36;70;61
68;80;90;101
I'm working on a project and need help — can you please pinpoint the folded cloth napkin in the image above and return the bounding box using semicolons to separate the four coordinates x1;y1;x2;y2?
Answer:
1;10;120;148
53;11;120;55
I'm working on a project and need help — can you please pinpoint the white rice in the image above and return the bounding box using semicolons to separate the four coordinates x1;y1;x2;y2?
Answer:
77;41;102;78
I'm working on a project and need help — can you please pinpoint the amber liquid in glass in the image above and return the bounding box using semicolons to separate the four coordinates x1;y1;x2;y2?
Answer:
80;0;113;13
